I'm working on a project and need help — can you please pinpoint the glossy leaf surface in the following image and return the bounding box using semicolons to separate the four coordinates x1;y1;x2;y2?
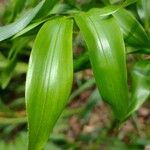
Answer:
127;60;150;117
75;13;129;120
88;0;137;17
25;18;73;150
113;8;150;47
0;1;44;42
13;20;46;39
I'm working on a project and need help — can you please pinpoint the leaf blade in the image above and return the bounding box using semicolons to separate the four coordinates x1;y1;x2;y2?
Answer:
113;8;150;47
25;18;73;150
127;60;150;117
75;13;129;120
36;0;59;18
0;0;44;42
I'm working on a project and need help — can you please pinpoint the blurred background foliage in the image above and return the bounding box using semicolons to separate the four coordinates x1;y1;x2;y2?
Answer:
0;0;150;150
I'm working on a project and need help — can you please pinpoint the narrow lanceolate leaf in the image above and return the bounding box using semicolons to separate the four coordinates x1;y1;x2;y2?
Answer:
13;19;46;39
87;0;137;18
0;0;44;42
36;0;59;18
87;6;120;17
127;60;150;117
75;13;129;120
26;18;73;150
113;8;150;48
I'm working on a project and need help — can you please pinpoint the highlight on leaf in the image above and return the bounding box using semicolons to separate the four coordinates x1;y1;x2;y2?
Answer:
0;0;44;42
126;60;150;118
25;17;73;150
113;8;150;47
75;12;129;121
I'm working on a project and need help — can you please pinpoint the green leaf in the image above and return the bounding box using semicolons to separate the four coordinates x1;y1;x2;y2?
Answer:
13;19;46;39
10;0;27;21
75;13;129;121
127;47;150;54
87;6;120;17
110;0;137;6
49;3;78;15
142;0;150;23
73;51;91;72
0;37;29;89
127;60;150;117
138;0;150;33
82;0;137;19
122;0;137;7
113;8;150;48
0;0;44;42
35;0;59;18
25;18;73;150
